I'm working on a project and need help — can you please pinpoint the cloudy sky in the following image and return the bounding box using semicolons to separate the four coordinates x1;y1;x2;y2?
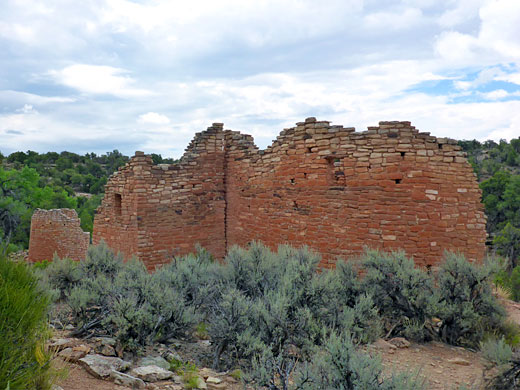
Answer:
1;0;519;158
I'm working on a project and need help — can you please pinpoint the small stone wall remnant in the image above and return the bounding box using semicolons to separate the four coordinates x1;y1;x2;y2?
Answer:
93;119;487;269
28;208;90;262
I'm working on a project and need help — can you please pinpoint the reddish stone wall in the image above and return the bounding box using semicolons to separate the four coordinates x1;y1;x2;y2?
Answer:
93;118;487;269
28;208;90;262
93;124;228;269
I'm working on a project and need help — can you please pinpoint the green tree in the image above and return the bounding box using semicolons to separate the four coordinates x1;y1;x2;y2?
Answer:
480;170;512;232
55;157;73;171
494;223;520;269
0;166;77;252
503;175;520;228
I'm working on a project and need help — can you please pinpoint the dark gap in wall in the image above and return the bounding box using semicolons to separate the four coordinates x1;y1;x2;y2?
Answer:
400;152;406;159
438;144;443;149
395;179;401;184
114;193;122;216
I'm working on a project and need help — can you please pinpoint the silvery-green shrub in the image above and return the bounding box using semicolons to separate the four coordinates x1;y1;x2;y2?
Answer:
436;252;505;347
361;249;436;341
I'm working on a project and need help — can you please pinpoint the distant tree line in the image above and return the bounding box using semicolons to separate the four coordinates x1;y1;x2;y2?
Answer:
0;149;176;253
459;137;520;271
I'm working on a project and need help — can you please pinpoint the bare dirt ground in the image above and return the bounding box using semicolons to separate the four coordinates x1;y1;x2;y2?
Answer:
377;341;487;390
55;299;520;390
502;298;520;325
56;359;128;390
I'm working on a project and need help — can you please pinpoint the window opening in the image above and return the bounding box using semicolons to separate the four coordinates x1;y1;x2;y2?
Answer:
114;193;122;216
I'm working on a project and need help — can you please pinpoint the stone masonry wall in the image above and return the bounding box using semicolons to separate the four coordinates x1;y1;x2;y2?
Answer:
28;208;90;262
93;124;228;269
93;118;487;269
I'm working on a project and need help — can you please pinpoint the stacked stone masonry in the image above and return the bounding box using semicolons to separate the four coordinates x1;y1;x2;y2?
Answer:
93;118;487;270
28;208;90;262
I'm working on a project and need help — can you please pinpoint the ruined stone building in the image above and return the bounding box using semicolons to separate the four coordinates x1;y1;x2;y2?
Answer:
28;208;90;262
91;118;487;270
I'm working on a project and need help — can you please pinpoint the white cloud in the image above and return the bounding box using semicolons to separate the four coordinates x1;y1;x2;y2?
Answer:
435;31;480;65
16;104;37;114
435;0;520;66
0;90;77;104
99;0;364;50
496;72;520;85
0;22;36;44
437;0;486;28
1;0;520;157
50;64;153;98
479;89;520;100
478;0;520;59
138;112;170;125
364;8;424;31
453;66;507;90
481;89;508;100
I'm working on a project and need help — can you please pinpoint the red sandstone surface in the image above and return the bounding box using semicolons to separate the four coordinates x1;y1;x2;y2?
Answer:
28;208;90;263
93;118;487;270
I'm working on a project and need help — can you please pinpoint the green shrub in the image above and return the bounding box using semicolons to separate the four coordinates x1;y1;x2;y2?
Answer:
481;337;513;366
490;257;520;302
152;246;220;311
485;359;520;389
229;369;243;381
208;244;328;369
207;244;382;370
249;346;299;390
50;244;198;352
339;293;382;344
81;241;123;279
43;255;81;299
182;373;200;390
144;271;199;344
31;260;51;271
361;249;436;341
496;320;520;347
219;242;289;300
510;266;520;301
436;252;506;347
0;255;54;390
208;288;257;368
293;332;426;390
194;322;209;339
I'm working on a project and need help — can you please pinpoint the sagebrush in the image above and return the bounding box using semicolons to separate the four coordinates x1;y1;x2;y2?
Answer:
43;242;509;387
